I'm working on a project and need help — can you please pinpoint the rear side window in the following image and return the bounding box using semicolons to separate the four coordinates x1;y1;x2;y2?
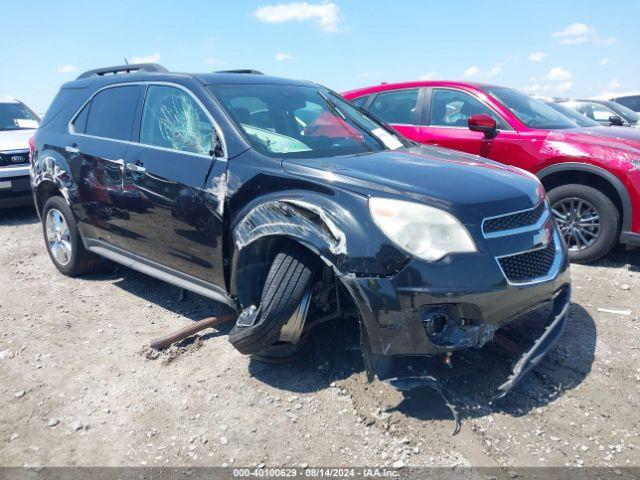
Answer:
71;103;89;133
84;86;141;141
369;89;422;125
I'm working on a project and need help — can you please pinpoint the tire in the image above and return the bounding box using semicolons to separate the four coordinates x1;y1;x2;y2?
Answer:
228;243;318;355
42;196;101;276
548;184;620;263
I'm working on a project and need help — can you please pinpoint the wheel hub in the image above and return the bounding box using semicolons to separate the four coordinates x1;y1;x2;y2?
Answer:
45;208;73;266
551;197;601;252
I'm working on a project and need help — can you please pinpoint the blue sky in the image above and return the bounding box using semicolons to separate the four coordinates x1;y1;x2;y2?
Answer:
2;0;638;112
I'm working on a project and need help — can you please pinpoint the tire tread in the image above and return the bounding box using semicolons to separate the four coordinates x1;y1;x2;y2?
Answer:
229;243;317;354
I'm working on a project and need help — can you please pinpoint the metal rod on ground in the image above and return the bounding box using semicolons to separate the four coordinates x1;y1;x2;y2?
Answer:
150;313;237;350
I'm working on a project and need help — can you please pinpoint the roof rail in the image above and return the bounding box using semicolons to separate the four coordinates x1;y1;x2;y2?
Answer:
216;69;264;75
76;63;169;80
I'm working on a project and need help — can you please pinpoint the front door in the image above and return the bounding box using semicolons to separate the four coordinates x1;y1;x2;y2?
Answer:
414;88;511;156
120;84;226;287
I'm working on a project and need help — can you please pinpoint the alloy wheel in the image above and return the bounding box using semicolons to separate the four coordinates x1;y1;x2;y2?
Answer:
552;197;601;252
45;208;73;266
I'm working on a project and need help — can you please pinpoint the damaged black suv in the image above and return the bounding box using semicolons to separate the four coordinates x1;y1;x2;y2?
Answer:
31;64;570;396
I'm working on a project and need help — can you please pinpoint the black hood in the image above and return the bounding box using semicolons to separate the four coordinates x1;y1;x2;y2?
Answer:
282;146;544;224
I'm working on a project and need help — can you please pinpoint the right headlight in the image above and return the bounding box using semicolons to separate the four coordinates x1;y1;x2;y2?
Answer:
369;197;477;262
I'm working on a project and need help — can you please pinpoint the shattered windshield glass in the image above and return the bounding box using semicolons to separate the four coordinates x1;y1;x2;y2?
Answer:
210;84;408;159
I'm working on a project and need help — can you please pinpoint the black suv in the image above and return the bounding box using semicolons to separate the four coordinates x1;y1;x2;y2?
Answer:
31;64;570;395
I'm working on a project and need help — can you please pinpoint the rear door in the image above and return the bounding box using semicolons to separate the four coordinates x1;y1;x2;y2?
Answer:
68;84;142;249
120;83;226;286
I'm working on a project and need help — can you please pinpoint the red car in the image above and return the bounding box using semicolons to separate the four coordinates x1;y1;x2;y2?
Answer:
344;81;640;262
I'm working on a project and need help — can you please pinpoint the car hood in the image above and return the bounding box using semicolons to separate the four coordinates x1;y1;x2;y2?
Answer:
571;126;640;144
282;146;544;224
545;127;640;151
537;128;640;166
0;129;34;151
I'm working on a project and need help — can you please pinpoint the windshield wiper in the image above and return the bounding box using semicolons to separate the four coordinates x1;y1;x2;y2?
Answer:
317;91;388;149
317;91;347;120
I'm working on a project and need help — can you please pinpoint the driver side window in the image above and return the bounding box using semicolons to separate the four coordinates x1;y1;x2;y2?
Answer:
140;85;213;155
577;102;615;122
430;89;505;128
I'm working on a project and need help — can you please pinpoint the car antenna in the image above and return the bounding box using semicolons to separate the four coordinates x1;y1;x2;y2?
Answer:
124;57;129;65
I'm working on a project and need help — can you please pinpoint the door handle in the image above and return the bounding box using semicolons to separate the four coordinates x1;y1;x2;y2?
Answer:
65;145;79;154
126;163;146;173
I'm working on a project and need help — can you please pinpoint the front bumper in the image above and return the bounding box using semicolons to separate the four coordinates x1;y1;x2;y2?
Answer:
343;243;570;357
0;166;32;209
495;285;570;398
340;226;571;394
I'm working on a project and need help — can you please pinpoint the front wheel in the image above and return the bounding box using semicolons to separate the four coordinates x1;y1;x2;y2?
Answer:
548;184;620;263
228;243;319;355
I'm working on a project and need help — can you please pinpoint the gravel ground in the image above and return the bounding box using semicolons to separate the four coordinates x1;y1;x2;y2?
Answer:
1;206;639;471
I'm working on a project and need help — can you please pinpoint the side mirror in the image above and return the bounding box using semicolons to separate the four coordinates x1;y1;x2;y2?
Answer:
468;114;498;139
609;115;624;127
210;129;224;157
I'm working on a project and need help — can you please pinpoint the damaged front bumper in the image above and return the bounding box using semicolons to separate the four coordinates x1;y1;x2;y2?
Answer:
494;285;570;398
341;235;571;397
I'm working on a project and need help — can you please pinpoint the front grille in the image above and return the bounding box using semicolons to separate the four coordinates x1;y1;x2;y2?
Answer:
0;150;29;167
484;202;546;235
498;237;557;283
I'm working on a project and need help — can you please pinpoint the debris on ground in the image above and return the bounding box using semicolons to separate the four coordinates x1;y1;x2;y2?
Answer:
140;336;205;365
597;308;632;316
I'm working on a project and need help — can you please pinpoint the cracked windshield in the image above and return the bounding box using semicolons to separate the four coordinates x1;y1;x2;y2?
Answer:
211;84;405;158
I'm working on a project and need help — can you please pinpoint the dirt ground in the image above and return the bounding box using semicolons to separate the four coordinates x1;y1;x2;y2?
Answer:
1;205;639;472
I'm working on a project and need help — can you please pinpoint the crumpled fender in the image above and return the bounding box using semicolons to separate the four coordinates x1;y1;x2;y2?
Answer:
31;148;78;215
228;190;409;298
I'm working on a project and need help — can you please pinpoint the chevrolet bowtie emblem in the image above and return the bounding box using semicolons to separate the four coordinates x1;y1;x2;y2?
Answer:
533;226;551;247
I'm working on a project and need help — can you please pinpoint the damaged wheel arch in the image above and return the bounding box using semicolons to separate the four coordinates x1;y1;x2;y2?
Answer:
227;191;410;303
226;192;399;359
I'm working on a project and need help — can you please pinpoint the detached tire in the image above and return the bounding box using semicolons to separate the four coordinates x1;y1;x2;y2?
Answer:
229;243;318;355
548;184;620;264
42;196;100;276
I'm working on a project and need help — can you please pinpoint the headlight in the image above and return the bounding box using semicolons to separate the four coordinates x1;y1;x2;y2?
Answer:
369;197;477;261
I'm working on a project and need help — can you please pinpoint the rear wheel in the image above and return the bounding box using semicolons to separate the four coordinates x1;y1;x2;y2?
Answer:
548;184;619;263
228;243;319;356
42;196;100;276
